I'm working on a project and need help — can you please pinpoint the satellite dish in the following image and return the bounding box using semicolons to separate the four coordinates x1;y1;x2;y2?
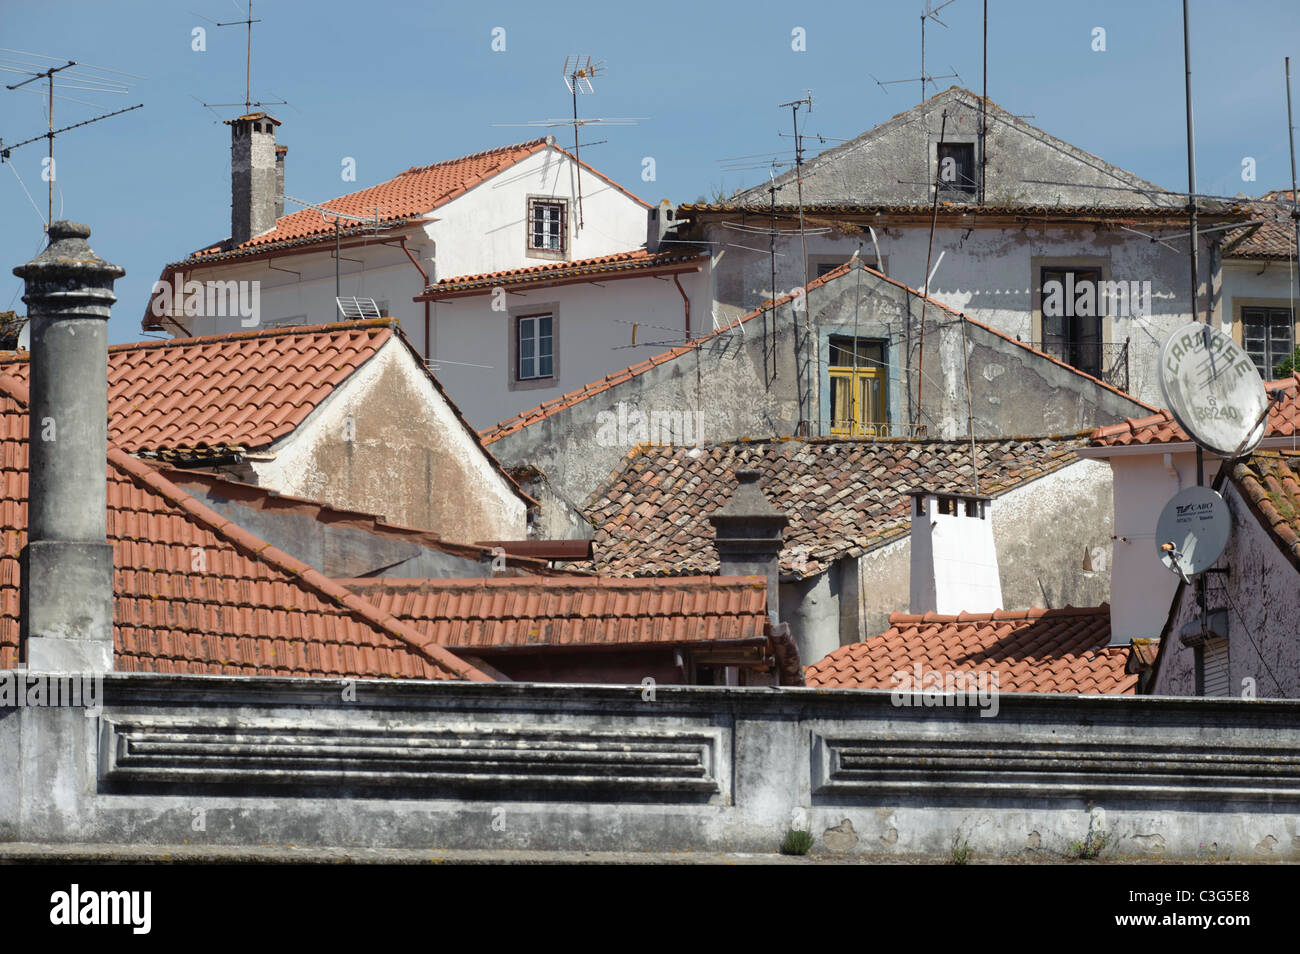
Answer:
1155;486;1231;579
1158;323;1268;458
17;321;29;351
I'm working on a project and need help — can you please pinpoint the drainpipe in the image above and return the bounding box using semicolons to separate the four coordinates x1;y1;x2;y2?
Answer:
13;221;123;671
673;273;691;340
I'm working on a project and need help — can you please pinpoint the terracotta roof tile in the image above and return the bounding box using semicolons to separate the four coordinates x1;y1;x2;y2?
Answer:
340;575;769;651
1222;191;1298;260
1091;373;1299;447
0;319;534;508
0;376;492;682
1230;451;1300;572
419;249;708;299
805;605;1136;694
582;436;1083;578
188;139;549;260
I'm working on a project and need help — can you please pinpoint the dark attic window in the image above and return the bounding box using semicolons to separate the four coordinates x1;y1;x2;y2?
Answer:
937;142;976;197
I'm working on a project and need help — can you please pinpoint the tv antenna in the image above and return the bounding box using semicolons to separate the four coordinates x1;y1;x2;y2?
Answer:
195;0;288;114
493;56;646;231
284;195;393;298
0;49;143;227
869;0;962;103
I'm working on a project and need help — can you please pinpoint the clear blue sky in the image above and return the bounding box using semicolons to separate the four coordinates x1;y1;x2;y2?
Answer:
2;0;1298;343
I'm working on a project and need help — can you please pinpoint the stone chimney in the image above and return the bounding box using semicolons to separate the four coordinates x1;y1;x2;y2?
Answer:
226;112;282;246
709;469;789;623
274;144;288;220
13;222;123;671
908;488;1003;615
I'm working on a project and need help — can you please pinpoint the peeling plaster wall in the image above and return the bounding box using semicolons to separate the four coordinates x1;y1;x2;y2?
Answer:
490;266;1147;508
708;224;1207;408
1153;481;1300;699
250;337;526;541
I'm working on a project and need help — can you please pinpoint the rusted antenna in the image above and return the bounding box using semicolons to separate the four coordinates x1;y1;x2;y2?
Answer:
195;0;288;114
869;0;962;102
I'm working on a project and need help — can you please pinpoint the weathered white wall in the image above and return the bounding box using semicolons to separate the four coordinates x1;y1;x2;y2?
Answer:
1090;449;1222;644
250;337;527;541
1153;480;1300;698
707;223;1212;407
1222;258;1299;366
162;144;652;359
431;268;710;430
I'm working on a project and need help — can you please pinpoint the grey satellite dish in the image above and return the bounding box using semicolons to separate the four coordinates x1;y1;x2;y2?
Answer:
1158;323;1268;457
1155;486;1231;580
17;321;29;351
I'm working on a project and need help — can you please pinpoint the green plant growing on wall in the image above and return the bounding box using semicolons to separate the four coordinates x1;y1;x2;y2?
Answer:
950;834;971;865
1275;345;1300;378
780;828;814;856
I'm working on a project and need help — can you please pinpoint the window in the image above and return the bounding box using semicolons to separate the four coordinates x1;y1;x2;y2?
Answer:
528;199;566;253
827;336;887;436
517;313;554;380
1040;267;1103;377
1242;306;1294;378
936;142;976;197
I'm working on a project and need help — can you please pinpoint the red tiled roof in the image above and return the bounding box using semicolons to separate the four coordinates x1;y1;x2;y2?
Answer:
0;376;492;681
805;606;1136;694
0;320;389;454
339;575;770;651
1230;451;1300;572
188;139;549;261
479;259;1153;445
1222;190;1298;260
0;319;533;507
1091;373;1299;448
583;437;1083;578
418;249;707;299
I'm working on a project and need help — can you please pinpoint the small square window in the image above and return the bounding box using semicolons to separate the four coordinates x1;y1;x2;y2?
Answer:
517;313;554;380
528;200;567;253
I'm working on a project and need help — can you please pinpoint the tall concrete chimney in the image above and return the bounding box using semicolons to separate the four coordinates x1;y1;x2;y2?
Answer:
13;222;123;671
227;112;281;246
908;488;1002;615
709;469;789;623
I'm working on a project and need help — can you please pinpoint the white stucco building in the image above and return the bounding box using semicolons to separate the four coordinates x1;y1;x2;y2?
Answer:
144;115;710;429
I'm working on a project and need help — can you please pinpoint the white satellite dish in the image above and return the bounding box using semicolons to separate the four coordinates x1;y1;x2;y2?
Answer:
17;321;29;351
1158;323;1268;458
1155;486;1231;579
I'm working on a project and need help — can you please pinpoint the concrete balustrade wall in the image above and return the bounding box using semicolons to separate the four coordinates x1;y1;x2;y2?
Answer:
3;674;1299;860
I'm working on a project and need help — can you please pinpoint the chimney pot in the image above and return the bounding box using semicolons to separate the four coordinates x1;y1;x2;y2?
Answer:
907;488;1002;615
709;468;788;623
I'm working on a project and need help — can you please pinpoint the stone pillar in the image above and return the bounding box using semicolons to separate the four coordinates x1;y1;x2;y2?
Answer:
708;469;789;624
13;221;123;671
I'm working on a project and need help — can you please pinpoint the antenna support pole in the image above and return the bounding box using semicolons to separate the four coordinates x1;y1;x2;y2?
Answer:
1182;0;1204;486
1286;58;1300;290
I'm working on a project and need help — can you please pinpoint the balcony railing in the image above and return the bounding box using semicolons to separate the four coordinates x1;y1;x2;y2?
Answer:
1026;339;1130;394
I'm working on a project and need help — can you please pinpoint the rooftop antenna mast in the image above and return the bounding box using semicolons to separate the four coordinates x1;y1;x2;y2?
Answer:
284;195;390;299
0;50;143;227
869;0;962;103
197;1;288;114
493;56;645;233
778;91;816;432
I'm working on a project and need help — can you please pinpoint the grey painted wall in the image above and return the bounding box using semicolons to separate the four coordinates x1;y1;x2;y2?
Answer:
6;673;1300;860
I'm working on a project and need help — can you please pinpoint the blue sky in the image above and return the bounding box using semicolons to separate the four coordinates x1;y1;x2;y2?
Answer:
2;0;1298;343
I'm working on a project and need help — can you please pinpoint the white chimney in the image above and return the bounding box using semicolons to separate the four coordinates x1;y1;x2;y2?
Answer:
908;489;1003;615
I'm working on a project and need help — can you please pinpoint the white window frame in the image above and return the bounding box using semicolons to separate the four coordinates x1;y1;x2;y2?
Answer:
527;198;567;255
516;312;554;382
